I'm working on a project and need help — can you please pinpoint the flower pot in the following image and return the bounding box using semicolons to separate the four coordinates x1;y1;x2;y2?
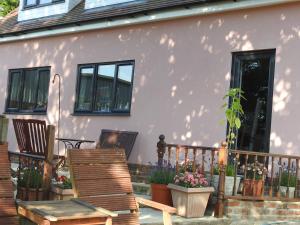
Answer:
50;184;74;200
212;175;241;196
18;187;44;201
168;183;214;218
151;184;173;206
243;179;263;197
279;186;295;198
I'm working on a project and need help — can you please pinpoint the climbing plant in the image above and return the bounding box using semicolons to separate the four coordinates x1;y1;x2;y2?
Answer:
0;0;19;17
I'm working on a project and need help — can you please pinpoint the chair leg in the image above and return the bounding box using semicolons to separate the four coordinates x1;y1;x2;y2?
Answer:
163;211;172;225
105;217;112;225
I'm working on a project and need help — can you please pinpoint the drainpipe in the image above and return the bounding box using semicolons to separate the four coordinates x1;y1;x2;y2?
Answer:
52;74;61;157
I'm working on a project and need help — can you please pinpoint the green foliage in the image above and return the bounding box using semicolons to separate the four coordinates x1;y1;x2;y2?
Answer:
214;164;235;176
221;88;245;148
0;0;19;17
148;168;175;185
18;168;43;189
280;171;297;187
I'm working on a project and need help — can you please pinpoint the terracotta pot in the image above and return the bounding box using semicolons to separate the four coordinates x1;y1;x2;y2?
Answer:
18;187;44;201
243;179;263;197
151;183;173;206
168;183;214;218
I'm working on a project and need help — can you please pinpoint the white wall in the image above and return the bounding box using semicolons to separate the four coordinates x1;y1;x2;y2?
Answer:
85;0;136;10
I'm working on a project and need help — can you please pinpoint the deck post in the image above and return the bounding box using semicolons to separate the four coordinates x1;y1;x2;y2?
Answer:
157;135;166;167
214;142;228;218
0;116;9;144
42;125;55;200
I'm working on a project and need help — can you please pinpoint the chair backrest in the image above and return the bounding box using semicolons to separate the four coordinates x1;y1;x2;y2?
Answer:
68;148;139;225
13;119;47;157
0;144;19;225
99;129;138;160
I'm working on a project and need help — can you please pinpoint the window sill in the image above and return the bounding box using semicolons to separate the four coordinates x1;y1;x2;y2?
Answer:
3;111;47;116
72;112;130;117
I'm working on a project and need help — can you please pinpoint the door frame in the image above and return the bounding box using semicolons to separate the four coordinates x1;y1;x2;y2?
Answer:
230;48;276;153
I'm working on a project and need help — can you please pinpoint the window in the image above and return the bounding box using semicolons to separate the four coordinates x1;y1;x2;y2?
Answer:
6;67;51;114
24;0;64;8
75;61;135;115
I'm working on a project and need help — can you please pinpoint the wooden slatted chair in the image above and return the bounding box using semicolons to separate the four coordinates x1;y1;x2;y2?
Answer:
12;119;48;157
97;129;138;160
0;144;19;225
68;149;176;225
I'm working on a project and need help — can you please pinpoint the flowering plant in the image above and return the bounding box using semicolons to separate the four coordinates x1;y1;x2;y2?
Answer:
174;169;209;188
242;161;267;180
56;175;72;189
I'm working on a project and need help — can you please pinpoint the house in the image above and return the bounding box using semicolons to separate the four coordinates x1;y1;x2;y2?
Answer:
0;0;299;165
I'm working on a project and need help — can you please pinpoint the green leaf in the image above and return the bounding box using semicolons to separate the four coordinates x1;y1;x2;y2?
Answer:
235;118;241;129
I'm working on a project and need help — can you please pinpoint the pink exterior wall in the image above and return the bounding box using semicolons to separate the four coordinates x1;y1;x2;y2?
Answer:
0;2;300;164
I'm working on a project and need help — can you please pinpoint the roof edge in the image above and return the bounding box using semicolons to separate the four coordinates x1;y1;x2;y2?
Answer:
0;0;297;44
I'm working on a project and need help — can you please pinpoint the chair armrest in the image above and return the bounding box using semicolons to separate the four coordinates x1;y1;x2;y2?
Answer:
135;197;176;214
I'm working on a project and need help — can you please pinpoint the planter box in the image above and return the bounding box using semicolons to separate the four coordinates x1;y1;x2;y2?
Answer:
18;187;43;201
243;179;263;197
168;183;214;218
212;175;241;196
280;186;295;198
50;185;74;200
151;183;173;206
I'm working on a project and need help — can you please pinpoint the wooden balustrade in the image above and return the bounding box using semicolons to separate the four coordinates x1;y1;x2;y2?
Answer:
157;135;300;202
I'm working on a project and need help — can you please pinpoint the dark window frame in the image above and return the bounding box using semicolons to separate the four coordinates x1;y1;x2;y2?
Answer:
23;0;65;10
74;60;135;116
230;48;276;153
5;66;51;115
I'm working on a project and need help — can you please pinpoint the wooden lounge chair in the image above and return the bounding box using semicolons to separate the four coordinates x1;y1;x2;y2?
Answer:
68;148;176;225
97;129;138;160
0;144;19;225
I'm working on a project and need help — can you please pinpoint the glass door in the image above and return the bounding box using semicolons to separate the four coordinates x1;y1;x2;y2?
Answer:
230;49;276;153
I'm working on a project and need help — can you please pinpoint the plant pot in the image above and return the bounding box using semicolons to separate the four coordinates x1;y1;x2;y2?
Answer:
168;183;214;218
18;187;44;201
243;179;263;197
151;183;173;206
212;175;241;196
50;184;74;200
279;186;295;198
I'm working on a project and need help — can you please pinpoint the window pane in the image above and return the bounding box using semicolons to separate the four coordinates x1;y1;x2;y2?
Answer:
7;71;22;109
40;0;52;4
77;67;94;111
115;65;133;111
21;70;39;110
25;0;37;6
94;65;115;112
36;70;50;110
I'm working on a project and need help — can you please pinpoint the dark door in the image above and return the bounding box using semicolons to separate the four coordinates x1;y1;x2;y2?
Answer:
230;49;276;153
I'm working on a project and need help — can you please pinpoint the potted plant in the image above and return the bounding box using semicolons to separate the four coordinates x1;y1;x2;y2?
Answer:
279;171;297;198
242;161;267;197
18;168;43;201
168;168;214;218
51;175;74;200
148;166;175;206
212;164;241;195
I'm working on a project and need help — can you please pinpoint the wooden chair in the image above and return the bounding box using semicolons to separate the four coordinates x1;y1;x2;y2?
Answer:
12;119;48;157
0;144;19;225
68;148;176;225
10;119;55;201
98;129;138;160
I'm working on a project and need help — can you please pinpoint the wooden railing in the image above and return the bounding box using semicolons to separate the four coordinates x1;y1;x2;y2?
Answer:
157;135;300;202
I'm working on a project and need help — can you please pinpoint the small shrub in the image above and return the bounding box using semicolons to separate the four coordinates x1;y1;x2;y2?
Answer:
280;171;297;187
18;168;43;189
148;168;175;185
